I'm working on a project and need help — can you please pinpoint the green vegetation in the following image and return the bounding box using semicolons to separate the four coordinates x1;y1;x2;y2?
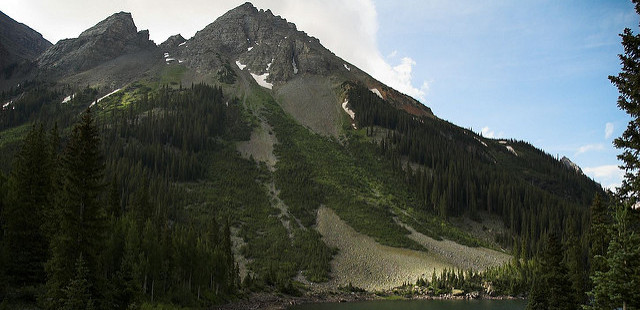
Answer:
157;64;188;87
343;81;602;255
0;84;246;308
216;62;237;84
263;92;426;250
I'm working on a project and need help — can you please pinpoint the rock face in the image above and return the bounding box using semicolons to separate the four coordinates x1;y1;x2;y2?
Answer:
561;156;583;174
176;2;432;124
180;2;336;82
37;12;156;78
0;10;52;79
159;34;186;50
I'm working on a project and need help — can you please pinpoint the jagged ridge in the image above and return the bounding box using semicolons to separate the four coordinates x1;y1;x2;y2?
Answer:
36;12;156;78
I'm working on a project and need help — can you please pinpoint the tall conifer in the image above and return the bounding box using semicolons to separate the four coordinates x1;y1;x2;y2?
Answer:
610;0;640;203
45;108;106;309
3;124;54;285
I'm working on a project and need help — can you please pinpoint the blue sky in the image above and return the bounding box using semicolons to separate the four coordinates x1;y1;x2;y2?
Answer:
372;0;635;190
1;0;636;189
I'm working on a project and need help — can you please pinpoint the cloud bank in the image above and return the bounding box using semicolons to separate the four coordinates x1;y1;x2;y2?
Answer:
584;164;624;191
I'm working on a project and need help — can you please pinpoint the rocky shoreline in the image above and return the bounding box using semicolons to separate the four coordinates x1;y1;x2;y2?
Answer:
213;291;524;310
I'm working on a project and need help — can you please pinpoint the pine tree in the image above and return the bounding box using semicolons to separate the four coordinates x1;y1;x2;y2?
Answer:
610;0;640;203
45;108;106;309
526;276;548;310
0;172;5;234
2;124;54;285
0;172;7;294
586;1;640;309
588;194;610;276
544;233;576;310
526;233;576;310
62;255;94;310
588;205;640;310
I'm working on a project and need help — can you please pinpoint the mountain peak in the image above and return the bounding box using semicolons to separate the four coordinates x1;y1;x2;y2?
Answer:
78;11;136;39
36;11;155;79
160;34;186;49
237;2;258;12
561;156;583;174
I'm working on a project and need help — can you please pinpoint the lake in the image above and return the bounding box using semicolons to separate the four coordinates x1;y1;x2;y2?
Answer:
289;299;527;310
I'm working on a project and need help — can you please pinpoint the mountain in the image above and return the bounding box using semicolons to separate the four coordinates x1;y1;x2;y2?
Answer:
0;3;604;307
169;2;431;136
0;10;51;80
36;11;157;84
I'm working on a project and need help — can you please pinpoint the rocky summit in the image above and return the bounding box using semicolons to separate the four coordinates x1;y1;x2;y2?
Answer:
36;12;156;79
168;2;431;135
180;2;338;81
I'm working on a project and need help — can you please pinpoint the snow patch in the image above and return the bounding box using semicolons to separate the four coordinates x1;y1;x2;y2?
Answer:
235;60;247;70
342;99;355;120
250;72;273;89
163;52;170;58
266;59;274;71
344;64;351;71
178;60;184;63
498;140;507;144
474;137;487;147
62;94;74;103
370;88;383;99
178;41;186;47
2;100;13;109
90;88;121;108
292;58;298;74
247;46;253;52
506;145;518;156
165;58;176;63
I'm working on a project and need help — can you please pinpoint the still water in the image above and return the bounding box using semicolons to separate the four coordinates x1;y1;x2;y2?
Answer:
290;299;527;310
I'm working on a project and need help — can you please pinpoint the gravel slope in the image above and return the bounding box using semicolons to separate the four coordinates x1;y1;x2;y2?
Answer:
314;207;512;291
315;207;454;291
236;118;278;170
397;220;511;271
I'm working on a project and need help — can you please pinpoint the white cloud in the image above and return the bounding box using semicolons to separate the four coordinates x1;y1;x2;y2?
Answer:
583;164;624;191
420;81;430;95
575;143;604;156
388;50;398;58
1;0;430;102
481;126;503;139
583;165;623;178
605;122;614;139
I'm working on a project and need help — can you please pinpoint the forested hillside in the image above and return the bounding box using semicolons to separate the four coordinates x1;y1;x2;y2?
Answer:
0;71;605;308
344;81;603;257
